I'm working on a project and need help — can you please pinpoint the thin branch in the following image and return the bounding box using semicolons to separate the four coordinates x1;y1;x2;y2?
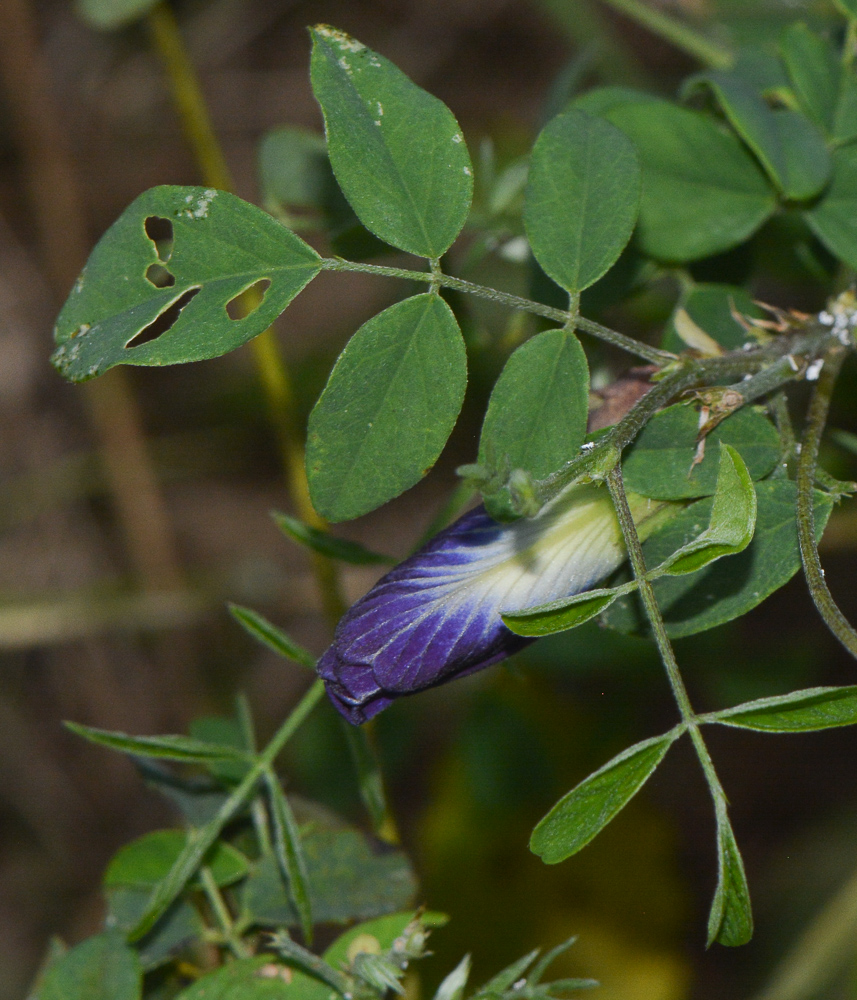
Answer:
795;349;857;658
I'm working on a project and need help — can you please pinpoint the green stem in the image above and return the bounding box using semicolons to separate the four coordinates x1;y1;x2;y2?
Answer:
606;465;730;813
130;679;326;941
199;866;249;959
795;349;857;657
596;0;734;69
320;257;675;364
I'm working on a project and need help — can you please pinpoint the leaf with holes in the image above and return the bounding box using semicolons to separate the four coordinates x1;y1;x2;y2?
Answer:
52;186;321;382
306;293;467;522
310;26;472;258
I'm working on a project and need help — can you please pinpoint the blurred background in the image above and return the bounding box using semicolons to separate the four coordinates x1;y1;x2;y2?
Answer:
3;0;857;997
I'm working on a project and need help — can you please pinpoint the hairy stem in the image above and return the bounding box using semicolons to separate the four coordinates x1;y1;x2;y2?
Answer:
320;257;674;364
200;866;249;959
795;349;857;657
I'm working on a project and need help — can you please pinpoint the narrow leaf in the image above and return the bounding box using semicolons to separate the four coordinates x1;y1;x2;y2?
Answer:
473;950;540;997
310;26;472;257
265;770;314;942
712;685;857;732
306;294;467;522
530;731;679;864
524;110;639;292
434;955;472;1000
272;512;394;565
64;721;252;764
707;808;753;947
502;586;630;638
52;186;320;382
607;102;775;261
229;604;317;669
653;444;756;577
478;329;590;482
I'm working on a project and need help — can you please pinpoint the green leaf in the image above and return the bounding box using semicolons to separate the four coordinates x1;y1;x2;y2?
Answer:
606;102;776;261
834;0;857;16
37;931;141;1000
229;604;317;669
52;186;320;382
711;685;857;732
64;721;253;764
310;26;472;257
473;950;540;997
622;404;779;501
242;824;417;927
105;890;204;971
661;285;764;354
654;444;756;577
707;809;753;947
306;293;467;522
75;0;157;30
272;512;394;565
502;586;630;638
570;86;653;117
805;145;857;269
264;772;313;942
103;829;249;889
175;957;303;999
835;68;857;143
524;110;639;292
189;714;251;784
603;481;834;638
530;731;679;864
779;24;840;136
478;329;590;483
683;72;830;200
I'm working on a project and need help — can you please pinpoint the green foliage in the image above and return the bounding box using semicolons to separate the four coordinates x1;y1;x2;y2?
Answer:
310;26;472;258
605;482;834;638
75;0;156;30
37;931;141;1000
478;329;589;482
708;810;753;947
711;685;857;732
64;721;253;765
530;731;679;864
606;102;776;261
103;829;248;889
306;294;467;522
524;110;640;293
229;605;317;669
52;187;320;381
622;404;779;500
272;512;394;565
661;284;763;354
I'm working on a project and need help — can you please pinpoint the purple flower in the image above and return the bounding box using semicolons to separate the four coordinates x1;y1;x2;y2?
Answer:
318;484;668;724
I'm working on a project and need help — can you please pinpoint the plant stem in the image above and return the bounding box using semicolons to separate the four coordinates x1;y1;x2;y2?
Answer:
199;866;249;959
131;679;326;940
606;465;730;812
795;349;857;657
320;257;675;364
596;0;735;69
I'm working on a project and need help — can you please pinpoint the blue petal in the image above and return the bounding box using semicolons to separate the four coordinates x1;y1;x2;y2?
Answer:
318;484;665;723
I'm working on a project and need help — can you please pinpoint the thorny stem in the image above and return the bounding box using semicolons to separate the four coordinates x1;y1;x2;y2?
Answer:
146;3;399;843
320;258;674;364
796;349;857;658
